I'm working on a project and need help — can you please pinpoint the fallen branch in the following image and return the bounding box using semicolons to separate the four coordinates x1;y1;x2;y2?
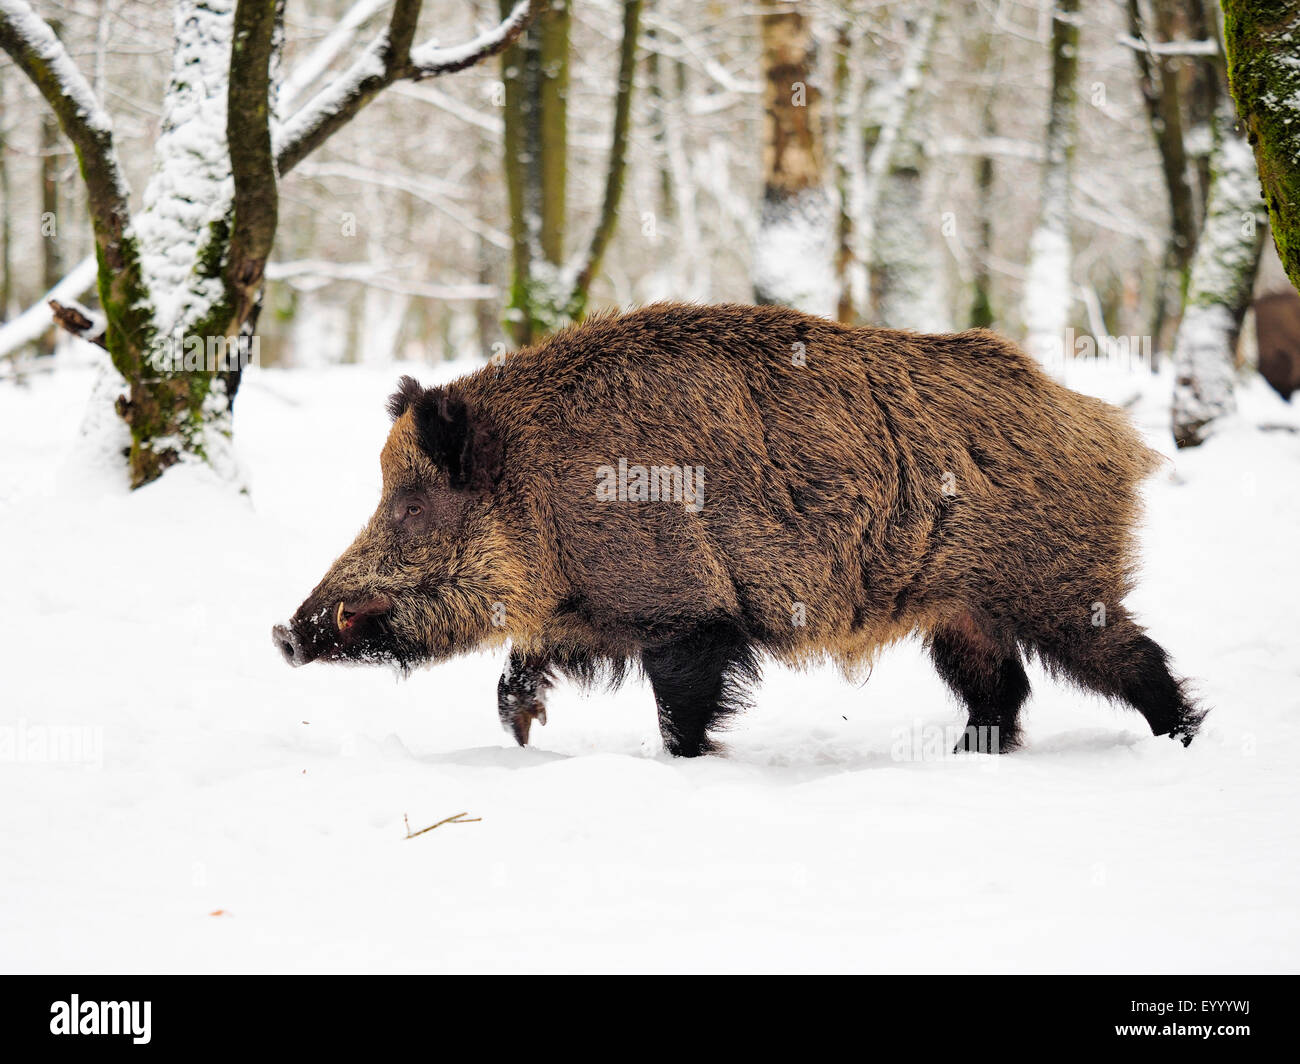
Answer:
403;812;481;839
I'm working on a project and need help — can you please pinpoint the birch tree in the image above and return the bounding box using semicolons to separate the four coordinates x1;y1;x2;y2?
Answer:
831;2;939;325
872;126;950;331
0;0;540;486
1022;0;1080;368
1170;94;1266;447
753;0;833;317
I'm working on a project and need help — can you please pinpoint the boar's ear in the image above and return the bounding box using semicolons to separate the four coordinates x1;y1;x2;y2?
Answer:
411;388;503;492
387;375;425;422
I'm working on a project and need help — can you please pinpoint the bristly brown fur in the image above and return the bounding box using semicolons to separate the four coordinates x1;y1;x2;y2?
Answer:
280;301;1203;755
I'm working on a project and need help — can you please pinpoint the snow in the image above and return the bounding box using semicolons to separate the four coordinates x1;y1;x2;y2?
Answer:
1;353;1299;973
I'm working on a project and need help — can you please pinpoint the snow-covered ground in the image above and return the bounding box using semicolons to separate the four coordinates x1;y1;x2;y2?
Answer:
2;349;1298;973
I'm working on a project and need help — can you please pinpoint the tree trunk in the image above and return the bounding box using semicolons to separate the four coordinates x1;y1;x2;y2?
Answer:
1183;0;1221;213
872;134;950;332
1022;0;1080;368
1126;0;1199;358
832;17;855;322
2;0;540;486
753;0;834;316
1221;0;1300;296
500;0;641;341
970;124;996;328
501;0;569;344
1171;97;1267;447
837;5;940;324
0;70;11;323
645;26;674;229
39;23;62;355
969;29;998;329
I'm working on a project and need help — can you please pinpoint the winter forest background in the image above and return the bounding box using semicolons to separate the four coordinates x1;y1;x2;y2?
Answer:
2;1;1299;973
2;0;1299;449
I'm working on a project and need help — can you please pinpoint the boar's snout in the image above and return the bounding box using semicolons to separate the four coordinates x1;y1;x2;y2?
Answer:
272;623;309;667
272;594;394;668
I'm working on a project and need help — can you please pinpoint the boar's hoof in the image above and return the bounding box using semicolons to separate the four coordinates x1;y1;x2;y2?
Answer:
497;651;554;747
952;723;1022;755
500;698;547;747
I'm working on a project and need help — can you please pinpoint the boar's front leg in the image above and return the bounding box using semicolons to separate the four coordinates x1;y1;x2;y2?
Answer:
642;621;759;757
497;649;554;746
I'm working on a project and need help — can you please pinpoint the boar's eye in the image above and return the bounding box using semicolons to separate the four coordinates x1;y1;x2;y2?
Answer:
391;485;464;533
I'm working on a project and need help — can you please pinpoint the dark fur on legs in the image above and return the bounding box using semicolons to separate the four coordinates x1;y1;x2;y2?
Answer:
928;612;1030;754
641;620;759;757
1022;611;1205;745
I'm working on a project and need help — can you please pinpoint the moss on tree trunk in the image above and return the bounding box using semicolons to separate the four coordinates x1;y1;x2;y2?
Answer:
1221;1;1300;295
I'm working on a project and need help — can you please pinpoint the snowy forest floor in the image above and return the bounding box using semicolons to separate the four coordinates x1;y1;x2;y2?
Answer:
2;351;1299;973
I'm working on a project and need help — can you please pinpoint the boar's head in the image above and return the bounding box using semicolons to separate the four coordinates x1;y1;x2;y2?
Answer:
272;376;509;672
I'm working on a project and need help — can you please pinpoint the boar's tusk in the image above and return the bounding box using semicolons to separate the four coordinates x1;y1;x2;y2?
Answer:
335;601;348;632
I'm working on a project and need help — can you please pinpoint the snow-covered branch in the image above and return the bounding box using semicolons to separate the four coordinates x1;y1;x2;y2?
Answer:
0;255;99;359
0;0;133;273
276;0;541;176
280;0;391;112
407;0;537;78
1116;34;1220;58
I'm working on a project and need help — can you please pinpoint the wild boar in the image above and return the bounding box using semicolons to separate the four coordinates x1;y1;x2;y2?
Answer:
272;302;1204;756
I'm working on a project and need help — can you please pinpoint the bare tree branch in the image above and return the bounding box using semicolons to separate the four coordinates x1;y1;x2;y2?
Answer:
406;0;535;78
276;0;541;177
275;0;424;175
1116;33;1220;57
49;299;107;348
0;0;133;276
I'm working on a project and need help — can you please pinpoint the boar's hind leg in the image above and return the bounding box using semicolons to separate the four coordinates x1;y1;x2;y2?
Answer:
642;621;759;757
497;649;554;746
928;614;1030;754
1025;612;1205;746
